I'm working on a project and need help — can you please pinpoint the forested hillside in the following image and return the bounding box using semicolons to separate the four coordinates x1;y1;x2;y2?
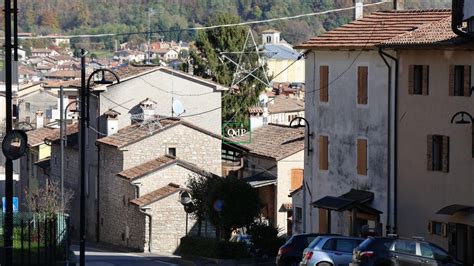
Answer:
11;0;451;49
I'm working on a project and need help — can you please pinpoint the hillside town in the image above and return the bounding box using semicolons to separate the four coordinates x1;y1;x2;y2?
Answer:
1;0;473;265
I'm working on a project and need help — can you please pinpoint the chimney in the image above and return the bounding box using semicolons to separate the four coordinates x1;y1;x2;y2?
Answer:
394;0;404;10
104;109;120;136
36;110;44;128
140;98;157;121
354;0;364;20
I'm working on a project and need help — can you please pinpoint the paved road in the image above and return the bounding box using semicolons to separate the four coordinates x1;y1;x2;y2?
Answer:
71;245;178;266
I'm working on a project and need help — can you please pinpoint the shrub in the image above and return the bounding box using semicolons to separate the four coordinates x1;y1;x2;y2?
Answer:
247;222;286;257
178;236;249;259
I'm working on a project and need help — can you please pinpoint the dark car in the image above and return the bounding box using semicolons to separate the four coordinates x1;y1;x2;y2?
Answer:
351;236;463;266
276;233;336;266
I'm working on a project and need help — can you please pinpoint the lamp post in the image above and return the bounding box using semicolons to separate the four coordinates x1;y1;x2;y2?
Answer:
450;111;474;158
60;98;78;211
289;116;312;234
78;54;120;266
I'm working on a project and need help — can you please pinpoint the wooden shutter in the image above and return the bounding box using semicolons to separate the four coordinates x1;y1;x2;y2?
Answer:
442;135;449;173
320;66;329;102
290;169;303;191
422;65;429;95
428;221;433;234
319;208;328;233
358;66;368;104
464;65;471;97
427;135;433;171
449;65;455;96
319;135;328;170
408;65;415;95
357;139;368;176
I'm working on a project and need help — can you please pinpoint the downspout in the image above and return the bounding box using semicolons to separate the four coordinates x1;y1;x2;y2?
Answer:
139;209;152;252
133;183;152;252
378;47;398;234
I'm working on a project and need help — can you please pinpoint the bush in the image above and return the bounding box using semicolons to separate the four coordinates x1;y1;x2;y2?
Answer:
247;222;286;257
178;236;249;259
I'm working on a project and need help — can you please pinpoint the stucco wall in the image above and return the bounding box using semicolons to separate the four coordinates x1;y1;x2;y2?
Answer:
99;69;222;135
304;50;391;234
276;151;304;235
397;49;474;250
267;59;305;83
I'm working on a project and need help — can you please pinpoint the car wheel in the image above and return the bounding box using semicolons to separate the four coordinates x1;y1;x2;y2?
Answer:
317;262;333;266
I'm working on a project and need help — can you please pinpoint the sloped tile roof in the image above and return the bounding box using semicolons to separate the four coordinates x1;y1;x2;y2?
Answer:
381;16;461;46
45;123;79;142
26;127;56;147
233;124;304;160
268;96;305;114
129;183;181;207
44;70;81;78
117;155;176;180
295;9;452;49
97;118;221;148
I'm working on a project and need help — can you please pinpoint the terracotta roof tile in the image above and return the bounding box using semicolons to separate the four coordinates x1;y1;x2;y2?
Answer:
44;70;81;78
381;17;460;46
130;183;181;207
232;124;304;160
295;9;452;49
268;96;304;114
45;123;79;142
26;127;56;147
118;155;176;180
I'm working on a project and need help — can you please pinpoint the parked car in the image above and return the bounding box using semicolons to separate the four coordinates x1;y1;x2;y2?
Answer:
300;235;364;266
277;233;335;266
351;236;463;266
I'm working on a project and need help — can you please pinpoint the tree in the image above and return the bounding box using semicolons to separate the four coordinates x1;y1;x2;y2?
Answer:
187;173;220;236
189;13;268;126
206;176;261;239
25;179;74;218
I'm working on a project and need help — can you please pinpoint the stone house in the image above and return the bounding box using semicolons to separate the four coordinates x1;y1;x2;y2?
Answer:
96;118;221;253
380;14;474;262
249;94;304;131
294;9;452;236
230;124;304;236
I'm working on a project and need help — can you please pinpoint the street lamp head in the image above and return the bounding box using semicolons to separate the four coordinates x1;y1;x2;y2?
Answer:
450;111;473;125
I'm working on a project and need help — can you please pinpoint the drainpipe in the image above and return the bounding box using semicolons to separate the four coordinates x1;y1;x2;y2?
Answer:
378;47;399;235
139;209;152;252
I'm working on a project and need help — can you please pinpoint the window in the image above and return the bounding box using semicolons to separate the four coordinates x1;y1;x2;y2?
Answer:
320;65;329;102
266;36;272;43
167;147;176;157
357;66;368;104
295;207;302;222
290;168;303;191
409;65;429;95
319;135;329;170
322;239;335;250
427;135;449;172
336;239;360;253
357;139;368;176
428;221;446;236
449;65;471;97
394;240;416;255
420;243;450;260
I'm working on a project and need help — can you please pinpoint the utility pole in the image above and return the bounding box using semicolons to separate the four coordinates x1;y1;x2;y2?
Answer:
80;49;87;266
3;0;14;263
59;86;64;210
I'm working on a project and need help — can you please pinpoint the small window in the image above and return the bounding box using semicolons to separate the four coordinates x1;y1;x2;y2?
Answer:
449;65;471;97
413;65;423;94
409;65;429;95
167;147;176;157
428;135;449;172
295;207;302;221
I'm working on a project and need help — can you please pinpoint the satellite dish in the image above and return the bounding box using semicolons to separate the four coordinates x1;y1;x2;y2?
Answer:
172;99;185;116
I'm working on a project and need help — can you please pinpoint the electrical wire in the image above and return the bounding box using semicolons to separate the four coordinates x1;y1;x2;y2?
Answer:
14;1;387;40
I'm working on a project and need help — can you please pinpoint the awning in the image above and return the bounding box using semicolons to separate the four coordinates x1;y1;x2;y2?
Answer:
244;171;277;188
436;204;474;215
35;157;51;169
279;203;292;212
311;189;381;214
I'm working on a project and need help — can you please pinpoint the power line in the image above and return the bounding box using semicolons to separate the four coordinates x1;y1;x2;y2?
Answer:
15;1;387;40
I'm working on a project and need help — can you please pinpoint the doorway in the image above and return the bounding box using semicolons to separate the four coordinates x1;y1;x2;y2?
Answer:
448;223;474;264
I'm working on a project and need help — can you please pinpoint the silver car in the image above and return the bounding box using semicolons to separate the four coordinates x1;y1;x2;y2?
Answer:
300;236;364;266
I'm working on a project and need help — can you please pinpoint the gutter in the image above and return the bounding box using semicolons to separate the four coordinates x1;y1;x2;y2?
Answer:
378;47;398;234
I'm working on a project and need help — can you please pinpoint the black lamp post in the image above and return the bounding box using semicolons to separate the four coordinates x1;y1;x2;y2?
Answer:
289;116;312;234
179;191;194;236
79;51;120;266
451;111;474;158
